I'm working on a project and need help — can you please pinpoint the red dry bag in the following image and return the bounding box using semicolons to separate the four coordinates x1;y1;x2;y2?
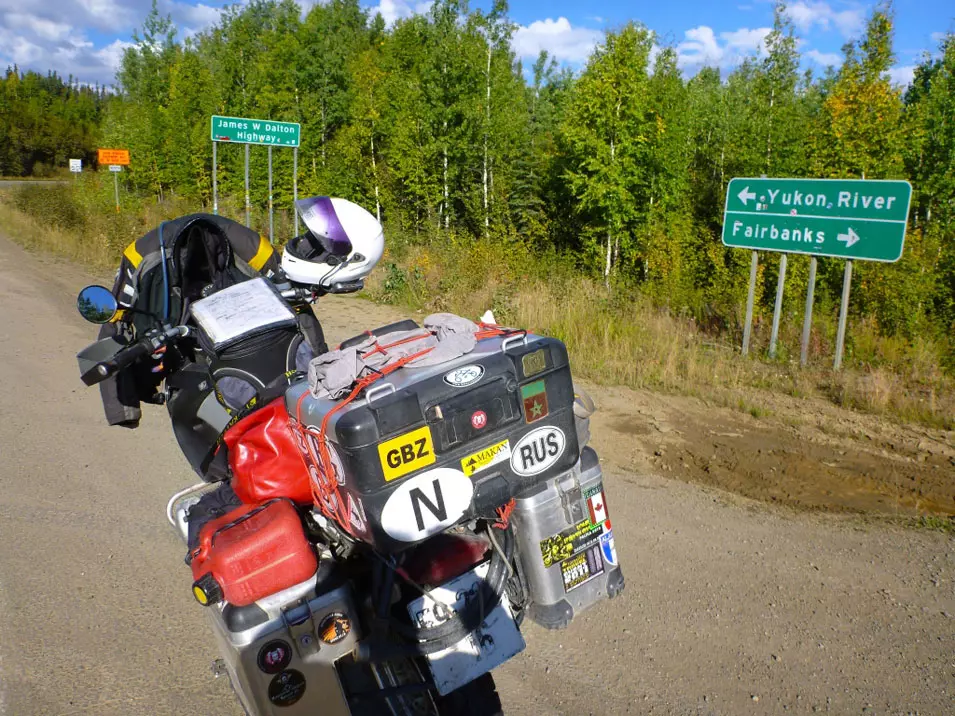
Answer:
189;499;318;607
225;397;313;505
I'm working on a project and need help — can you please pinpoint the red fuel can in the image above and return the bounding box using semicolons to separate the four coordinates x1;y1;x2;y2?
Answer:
190;499;318;607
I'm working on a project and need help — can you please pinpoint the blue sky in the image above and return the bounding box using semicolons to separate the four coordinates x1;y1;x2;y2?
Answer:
0;0;950;87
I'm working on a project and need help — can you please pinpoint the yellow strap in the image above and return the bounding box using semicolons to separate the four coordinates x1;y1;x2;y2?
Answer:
248;234;273;272
123;241;143;268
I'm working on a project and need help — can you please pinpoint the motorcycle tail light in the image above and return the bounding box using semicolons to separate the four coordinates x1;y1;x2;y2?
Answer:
400;532;490;587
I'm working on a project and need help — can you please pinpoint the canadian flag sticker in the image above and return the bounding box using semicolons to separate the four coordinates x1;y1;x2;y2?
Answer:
588;491;608;525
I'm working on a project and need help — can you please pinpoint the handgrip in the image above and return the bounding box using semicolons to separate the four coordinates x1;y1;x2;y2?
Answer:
80;338;154;386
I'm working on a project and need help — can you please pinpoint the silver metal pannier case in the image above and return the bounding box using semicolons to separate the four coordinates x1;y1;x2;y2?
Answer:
287;332;579;552
511;447;625;629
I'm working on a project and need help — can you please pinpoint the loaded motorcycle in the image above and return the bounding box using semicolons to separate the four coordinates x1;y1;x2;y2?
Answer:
75;197;624;715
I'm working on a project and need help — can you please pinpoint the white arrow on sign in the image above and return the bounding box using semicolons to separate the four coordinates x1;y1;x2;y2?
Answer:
837;227;860;248
737;186;757;206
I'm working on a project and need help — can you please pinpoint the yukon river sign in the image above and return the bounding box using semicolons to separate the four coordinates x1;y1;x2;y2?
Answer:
211;115;300;147
722;177;912;262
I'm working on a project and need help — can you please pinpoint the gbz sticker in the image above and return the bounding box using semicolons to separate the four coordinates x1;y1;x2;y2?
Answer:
380;468;474;542
461;439;511;477
377;425;435;482
511;426;565;476
560;545;605;592
443;364;485;387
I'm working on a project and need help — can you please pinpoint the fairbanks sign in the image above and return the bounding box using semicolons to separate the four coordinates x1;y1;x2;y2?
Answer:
211;115;300;147
722;177;912;263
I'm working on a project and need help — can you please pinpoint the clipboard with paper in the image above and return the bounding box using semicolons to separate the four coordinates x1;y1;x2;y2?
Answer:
190;277;298;350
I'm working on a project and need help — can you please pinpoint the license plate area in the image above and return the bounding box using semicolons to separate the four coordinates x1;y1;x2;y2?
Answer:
407;562;525;696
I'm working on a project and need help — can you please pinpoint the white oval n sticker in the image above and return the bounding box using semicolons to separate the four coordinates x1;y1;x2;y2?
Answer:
511;426;566;477
443;364;485;387
380;468;474;542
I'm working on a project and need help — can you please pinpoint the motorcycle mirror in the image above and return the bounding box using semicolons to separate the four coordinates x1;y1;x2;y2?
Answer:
77;285;119;324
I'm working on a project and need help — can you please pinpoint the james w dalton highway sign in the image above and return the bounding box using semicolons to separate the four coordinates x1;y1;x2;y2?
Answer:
722;177;912;263
211;115;300;147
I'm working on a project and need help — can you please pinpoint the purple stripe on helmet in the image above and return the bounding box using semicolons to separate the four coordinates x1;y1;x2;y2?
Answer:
294;196;352;256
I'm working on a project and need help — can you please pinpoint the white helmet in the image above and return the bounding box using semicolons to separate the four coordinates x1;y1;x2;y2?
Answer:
281;196;384;290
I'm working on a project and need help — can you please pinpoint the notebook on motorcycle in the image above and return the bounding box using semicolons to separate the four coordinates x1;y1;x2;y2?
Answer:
190;277;297;351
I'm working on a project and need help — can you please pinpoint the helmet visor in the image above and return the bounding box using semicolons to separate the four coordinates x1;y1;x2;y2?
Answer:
294;196;352;257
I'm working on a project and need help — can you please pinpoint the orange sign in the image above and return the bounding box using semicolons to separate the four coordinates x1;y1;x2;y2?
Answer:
97;148;130;165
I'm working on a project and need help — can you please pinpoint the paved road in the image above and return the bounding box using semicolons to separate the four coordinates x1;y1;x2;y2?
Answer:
0;180;68;188
0;233;952;715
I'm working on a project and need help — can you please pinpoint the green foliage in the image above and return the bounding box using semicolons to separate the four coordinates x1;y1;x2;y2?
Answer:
0;68;107;176
6;0;955;378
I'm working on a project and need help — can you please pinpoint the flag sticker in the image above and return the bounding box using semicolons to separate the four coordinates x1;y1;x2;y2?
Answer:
461;439;511;477
521;380;549;423
587;489;608;525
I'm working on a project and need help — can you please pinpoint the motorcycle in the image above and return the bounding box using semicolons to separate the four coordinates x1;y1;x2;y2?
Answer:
75;259;624;716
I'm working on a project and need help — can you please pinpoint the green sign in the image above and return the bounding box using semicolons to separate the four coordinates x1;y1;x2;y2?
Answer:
211;115;300;147
722;177;912;262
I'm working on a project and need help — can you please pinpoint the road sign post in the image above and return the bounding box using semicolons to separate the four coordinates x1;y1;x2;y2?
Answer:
742;251;758;356
800;257;817;367
212;141;218;215
769;253;787;358
209;115;301;233
268;145;273;240
109;165;122;212
834;260;853;370
723;177;911;364
244;144;250;228
293;148;299;236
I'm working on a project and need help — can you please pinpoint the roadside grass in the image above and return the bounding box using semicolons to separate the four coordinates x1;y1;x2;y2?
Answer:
2;181;953;430
366;235;955;430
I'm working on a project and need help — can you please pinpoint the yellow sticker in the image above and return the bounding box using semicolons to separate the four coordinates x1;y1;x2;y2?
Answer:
378;426;436;482
461;439;512;478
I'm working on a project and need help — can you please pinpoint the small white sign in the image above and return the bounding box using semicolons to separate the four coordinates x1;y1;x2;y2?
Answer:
109;165;123;173
69;159;82;173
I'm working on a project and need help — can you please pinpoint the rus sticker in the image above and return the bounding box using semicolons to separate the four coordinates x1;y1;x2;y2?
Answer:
511;425;564;477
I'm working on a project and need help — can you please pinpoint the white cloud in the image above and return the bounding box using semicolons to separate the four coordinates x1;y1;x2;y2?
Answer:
5;12;72;42
784;1;864;39
513;17;603;63
366;0;432;27
930;31;948;45
0;1;229;86
805;48;842;67
676;25;771;71
887;65;915;87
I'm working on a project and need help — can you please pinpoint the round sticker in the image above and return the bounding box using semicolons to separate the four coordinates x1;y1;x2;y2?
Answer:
511;426;566;477
380;468;474;542
257;640;292;674
318;612;351;645
471;411;488;429
443;364;485;388
268;669;306;707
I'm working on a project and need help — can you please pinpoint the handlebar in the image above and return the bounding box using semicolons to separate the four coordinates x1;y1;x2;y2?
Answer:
81;325;190;386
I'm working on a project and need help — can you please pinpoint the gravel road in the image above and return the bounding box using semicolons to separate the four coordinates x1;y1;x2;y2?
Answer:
0;233;951;715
